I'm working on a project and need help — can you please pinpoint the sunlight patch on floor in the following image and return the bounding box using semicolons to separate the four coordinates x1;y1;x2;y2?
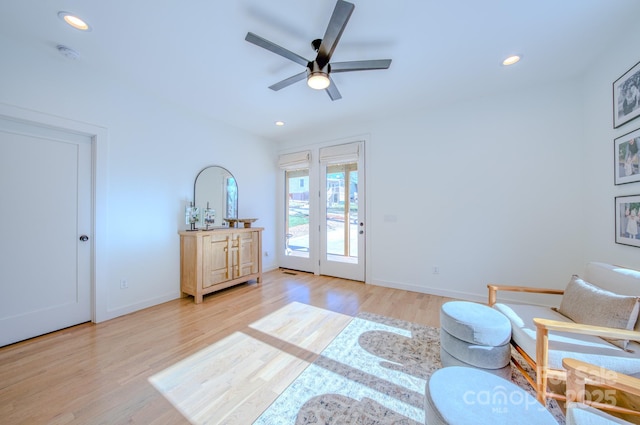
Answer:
149;302;352;424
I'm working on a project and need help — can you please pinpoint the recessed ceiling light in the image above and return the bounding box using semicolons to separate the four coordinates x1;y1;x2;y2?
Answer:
502;55;521;66
275;121;285;126
58;11;91;31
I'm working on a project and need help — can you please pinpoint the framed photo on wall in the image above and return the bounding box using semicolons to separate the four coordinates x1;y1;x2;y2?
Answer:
614;60;640;128
615;195;640;247
614;127;640;184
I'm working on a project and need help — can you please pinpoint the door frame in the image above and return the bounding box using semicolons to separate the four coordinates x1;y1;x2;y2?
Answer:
277;135;370;282
0;103;109;323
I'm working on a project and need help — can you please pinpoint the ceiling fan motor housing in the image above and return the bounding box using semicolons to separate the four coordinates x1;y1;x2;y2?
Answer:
307;61;329;76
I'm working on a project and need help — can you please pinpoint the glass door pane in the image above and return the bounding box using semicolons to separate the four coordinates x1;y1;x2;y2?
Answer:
325;163;358;264
285;169;309;258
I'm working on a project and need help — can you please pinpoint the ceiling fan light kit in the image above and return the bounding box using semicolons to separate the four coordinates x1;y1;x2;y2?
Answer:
307;62;330;89
307;73;330;90
245;0;391;101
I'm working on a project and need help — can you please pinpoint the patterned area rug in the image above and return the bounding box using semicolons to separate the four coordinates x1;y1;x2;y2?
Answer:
254;312;564;425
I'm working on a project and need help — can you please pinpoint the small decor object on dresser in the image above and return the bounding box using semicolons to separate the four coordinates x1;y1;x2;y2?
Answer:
203;202;216;230
614;60;640;128
615;194;640;247
185;202;200;231
615;127;640;184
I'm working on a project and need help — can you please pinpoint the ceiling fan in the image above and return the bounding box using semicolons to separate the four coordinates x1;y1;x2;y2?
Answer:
245;0;392;101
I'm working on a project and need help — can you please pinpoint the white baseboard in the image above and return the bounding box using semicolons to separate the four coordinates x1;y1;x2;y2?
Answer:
366;278;487;303
99;267;280;323
100;292;178;323
366;278;556;307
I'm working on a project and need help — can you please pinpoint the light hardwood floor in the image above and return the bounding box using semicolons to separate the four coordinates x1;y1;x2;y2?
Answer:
0;269;452;424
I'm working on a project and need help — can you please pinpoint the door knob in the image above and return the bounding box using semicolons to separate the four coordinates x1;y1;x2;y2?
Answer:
79;235;89;242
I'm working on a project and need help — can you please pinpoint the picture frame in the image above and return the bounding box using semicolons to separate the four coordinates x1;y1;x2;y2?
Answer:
613;60;640;128
614;127;640;185
615;195;640;247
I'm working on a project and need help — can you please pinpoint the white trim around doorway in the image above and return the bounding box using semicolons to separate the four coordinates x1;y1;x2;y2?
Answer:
0;102;110;323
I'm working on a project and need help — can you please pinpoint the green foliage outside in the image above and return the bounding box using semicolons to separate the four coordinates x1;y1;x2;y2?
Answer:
289;214;309;227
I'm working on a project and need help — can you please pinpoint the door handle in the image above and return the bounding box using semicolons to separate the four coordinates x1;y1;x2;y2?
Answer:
79;235;89;242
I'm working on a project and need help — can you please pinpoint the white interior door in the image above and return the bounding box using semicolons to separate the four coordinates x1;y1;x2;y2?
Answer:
319;142;365;281
0;117;92;347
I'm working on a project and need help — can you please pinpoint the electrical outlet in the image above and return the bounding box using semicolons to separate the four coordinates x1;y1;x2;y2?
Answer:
264;251;269;257
432;266;440;275
120;279;129;289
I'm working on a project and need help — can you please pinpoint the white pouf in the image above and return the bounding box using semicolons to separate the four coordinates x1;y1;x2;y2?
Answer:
425;366;557;425
440;345;512;380
441;301;511;346
440;301;512;371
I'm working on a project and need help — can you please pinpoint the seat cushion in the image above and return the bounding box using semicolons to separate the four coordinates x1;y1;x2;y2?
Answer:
566;403;634;425
440;329;511;369
494;302;640;375
425;366;557;425
440;301;511;347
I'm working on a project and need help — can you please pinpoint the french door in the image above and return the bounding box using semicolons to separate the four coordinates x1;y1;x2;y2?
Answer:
280;141;365;282
319;143;364;281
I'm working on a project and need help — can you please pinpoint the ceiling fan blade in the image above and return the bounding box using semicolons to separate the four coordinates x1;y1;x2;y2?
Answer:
326;77;342;101
245;32;309;67
269;71;307;91
330;59;392;73
316;0;355;69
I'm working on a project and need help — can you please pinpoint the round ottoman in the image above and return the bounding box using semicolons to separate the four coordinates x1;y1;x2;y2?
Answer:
425;366;557;425
440;301;511;376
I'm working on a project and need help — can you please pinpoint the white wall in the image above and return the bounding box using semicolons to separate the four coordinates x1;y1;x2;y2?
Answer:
278;78;587;303
276;25;640;303
0;34;278;321
583;28;640;271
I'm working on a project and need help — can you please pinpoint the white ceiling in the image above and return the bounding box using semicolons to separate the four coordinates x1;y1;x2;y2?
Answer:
1;0;640;142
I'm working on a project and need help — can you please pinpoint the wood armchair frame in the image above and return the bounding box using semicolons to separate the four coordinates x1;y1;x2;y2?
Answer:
564;357;640;421
488;284;640;406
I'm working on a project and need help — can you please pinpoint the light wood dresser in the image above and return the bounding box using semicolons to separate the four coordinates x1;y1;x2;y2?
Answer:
179;227;263;303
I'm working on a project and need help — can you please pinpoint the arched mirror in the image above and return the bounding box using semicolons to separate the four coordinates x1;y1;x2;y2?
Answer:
194;166;238;226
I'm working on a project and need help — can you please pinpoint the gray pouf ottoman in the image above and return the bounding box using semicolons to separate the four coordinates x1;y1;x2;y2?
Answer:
440;301;511;376
439;343;512;380
425;366;557;425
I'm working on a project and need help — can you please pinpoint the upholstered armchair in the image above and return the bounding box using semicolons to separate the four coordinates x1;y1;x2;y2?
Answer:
488;262;640;405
